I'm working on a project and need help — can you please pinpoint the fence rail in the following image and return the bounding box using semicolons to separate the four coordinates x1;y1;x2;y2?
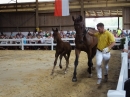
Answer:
107;37;129;97
0;38;75;50
0;37;121;50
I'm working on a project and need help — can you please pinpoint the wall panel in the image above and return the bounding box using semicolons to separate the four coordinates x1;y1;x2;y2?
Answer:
39;11;81;31
123;7;130;29
0;12;35;32
0;11;81;32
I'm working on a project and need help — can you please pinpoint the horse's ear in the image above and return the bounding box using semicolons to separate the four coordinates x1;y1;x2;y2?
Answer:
79;15;83;21
72;16;75;21
56;28;58;31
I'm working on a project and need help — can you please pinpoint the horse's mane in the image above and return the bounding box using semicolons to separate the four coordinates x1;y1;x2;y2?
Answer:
86;27;95;30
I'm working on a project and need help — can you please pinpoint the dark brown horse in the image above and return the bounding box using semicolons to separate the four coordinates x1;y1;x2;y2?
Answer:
51;28;72;75
72;15;98;82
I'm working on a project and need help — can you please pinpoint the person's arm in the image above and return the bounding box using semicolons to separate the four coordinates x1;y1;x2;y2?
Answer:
108;33;116;50
103;33;115;53
108;42;115;50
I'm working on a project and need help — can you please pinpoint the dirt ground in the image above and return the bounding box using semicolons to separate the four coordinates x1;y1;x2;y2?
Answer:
0;50;121;97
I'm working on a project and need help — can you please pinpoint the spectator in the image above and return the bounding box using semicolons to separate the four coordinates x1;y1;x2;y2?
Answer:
113;30;118;37
62;34;69;42
23;36;27;44
33;31;36;37
16;32;20;36
66;30;70;37
117;28;122;37
0;35;7;50
60;30;64;38
44;35;52;50
71;30;76;36
27;31;32;36
125;30;129;37
45;31;50;37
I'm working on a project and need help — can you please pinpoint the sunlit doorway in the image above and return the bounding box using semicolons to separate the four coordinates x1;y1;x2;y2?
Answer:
85;17;123;31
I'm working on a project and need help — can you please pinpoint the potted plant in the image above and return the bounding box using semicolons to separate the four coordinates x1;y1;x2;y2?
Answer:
120;38;126;49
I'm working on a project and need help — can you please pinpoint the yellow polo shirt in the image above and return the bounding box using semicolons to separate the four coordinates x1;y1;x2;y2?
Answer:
94;30;115;51
117;29;121;36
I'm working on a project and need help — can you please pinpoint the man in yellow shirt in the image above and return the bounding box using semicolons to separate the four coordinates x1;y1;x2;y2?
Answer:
88;23;115;86
117;28;122;37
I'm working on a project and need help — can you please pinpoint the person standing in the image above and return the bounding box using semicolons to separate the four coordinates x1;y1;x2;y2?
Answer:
88;23;115;85
117;28;122;37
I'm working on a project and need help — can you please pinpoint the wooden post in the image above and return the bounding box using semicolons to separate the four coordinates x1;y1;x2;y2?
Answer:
80;0;85;25
123;7;130;29
36;0;39;31
16;0;17;12
118;16;119;29
80;0;84;19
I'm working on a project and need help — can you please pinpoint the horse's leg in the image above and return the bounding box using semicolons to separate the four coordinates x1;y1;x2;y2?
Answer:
87;49;93;78
72;49;80;82
87;57;93;77
91;45;97;70
64;51;71;74
63;54;68;74
59;54;63;69
51;53;59;75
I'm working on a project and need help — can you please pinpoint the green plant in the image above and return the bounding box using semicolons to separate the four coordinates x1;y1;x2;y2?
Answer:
120;38;126;49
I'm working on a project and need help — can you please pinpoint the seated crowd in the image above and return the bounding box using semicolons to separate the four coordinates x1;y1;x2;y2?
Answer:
111;28;130;38
0;28;129;50
0;30;76;50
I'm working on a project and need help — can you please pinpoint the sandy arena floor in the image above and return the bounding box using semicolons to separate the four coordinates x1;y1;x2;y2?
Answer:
0;50;121;97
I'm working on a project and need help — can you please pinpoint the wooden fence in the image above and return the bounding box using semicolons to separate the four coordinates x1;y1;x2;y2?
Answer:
0;37;122;50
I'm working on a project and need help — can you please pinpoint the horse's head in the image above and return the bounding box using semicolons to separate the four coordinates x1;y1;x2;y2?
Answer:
72;15;85;43
52;28;60;43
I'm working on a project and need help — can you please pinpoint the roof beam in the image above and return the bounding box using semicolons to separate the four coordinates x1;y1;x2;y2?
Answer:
86;11;90;16
93;10;97;16
101;10;104;16
117;10;118;15
109;10;111;16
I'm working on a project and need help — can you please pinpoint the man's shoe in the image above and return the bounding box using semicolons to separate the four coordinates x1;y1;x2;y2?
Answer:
97;78;102;85
104;75;108;82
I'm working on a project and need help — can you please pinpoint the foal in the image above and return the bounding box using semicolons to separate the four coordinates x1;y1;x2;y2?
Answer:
51;28;72;75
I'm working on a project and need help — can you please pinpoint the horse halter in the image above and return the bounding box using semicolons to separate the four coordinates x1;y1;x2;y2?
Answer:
74;21;85;36
74;21;89;43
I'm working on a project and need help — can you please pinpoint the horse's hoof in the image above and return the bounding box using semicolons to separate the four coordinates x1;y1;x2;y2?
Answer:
72;78;77;82
59;65;62;69
88;74;92;78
